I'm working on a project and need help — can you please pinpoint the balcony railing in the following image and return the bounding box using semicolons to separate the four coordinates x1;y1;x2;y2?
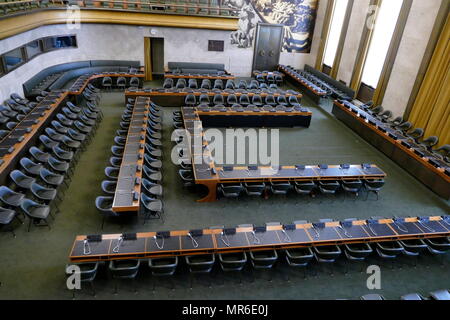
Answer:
0;0;239;17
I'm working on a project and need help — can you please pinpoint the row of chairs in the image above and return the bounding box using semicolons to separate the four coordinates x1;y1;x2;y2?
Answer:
66;219;449;296
361;289;450;300
0;85;102;234
101;76;140;90
0;93;39;136
362;102;450;161
183;93;301;108
253;70;283;85
95;99;164;228
216;179;385;201
163;78;279;91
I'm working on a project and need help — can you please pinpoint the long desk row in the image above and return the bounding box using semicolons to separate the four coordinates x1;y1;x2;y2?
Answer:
179;107;386;202
69;72;145;95
278;64;328;103
0;91;68;184
68;215;450;262
111;97;151;213
126;88;303;107
332;100;450;199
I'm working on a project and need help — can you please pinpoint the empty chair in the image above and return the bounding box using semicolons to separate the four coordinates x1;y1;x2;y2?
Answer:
198;94;210;105
20;157;43;176
109;156;122;168
270;181;293;195
406;128;424;142
265;95;277;106
52;145;74;162
148;256;178;291
237;80;247;89
251;95;263;106
276;95;288;106
56;113;73;127
213;94;225;106
39;168;64;188
66;262;99;298
140;193;163;223
104;167;120;180
249;80;259;90
111;146;124;157
397;121;412;133
390;116;404;128
284;247;314;280
218;183;244;198
225;79;235;89
239;94;250;106
129;77;139;87
364;179;385;200
274;74;283;85
30;182;58;206
213;79;223;90
259;82;269;89
419;136;439;151
102;77;112;89
0;207;18;237
0;186;24;209
432;144;450;161
266;74;275;84
318;181;340;199
116;77;126;90
343;242;373;273
401;293;426;300
95;196;120;229
399;239;428;266
200;79;211;89
29;146;50;163
429;289;450;300
21;198;51;231
176;78;186;89
185;254;216;289
109;259;141;294
48;156;70;176
51;121;69;134
141;178;163;198
101;180;117;195
360;294;385;300
248;249;278;281
313;245;342;275
10;170;35;190
375;241;404;268
244;182;266;197
218;251;247;284
188;78;198;89
227;94;238;106
341;179;363;199
288;95;300;106
294;181;315;197
179;169;195;188
185;94;196;106
39;135;59;151
163;78;173;88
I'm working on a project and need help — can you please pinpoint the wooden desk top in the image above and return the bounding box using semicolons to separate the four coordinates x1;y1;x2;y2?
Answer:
112;97;151;212
125;88;303;99
179;107;385;184
334;100;450;182
68;215;450;262
0;91;68;174
278;65;327;96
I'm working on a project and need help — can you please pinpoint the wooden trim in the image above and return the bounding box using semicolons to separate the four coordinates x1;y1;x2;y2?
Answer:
372;0;412;106
350;0;382;92
0;9;239;40
144;37;152;81
330;0;354;79
404;0;450;119
315;0;336;71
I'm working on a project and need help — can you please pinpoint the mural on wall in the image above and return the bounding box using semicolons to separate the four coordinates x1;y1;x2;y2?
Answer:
227;0;319;53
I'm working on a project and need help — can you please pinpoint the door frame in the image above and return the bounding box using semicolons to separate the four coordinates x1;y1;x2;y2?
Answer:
251;23;284;72
144;37;152;81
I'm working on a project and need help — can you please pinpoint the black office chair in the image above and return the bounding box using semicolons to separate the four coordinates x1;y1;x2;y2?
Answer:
270;181;293;196
21;198;51;232
360;294;385;300
102;77;112;90
318;181;340;201
95;196;120;229
265;95;277;106
141;178;163;198
179;169;195;188
201;79;211;89
109;259;141;294
398;239;428;267
199;94;210;105
0;186;25;210
363;179;385;200
284;247;314;280
0;207;18;237
213;79;223;90
419;136;439;151
109;156;122;168
185;254;216;289
39;168;65;189
243;182;266;197
248;250;278;282
375;241;404;269
39;135;59;151
10;170;35;190
251;95;263;106
341;179;363;200
225;79;235;89
104;167;120;180
343;242;373;274
66;262;99;298
163;78;173;88
432;144;450;161
406;128;424;143
397;121;413;133
400;293;427;300
218;183;244;199
111;145;124;157
227;94;238;106
185;94;196;106
429;289;450;300
239;94;250;106
140;193;163;224
148;256;178;292
213;94;225;105
425;237;450;265
276;95;288;106
101;180;117;195
218;252;247;285
294;181;315;199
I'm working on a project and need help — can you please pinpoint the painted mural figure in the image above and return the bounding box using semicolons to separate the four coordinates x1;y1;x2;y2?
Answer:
227;0;318;53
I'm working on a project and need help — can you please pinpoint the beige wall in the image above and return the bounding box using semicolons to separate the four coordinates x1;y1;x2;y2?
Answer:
336;0;371;85
382;0;442;117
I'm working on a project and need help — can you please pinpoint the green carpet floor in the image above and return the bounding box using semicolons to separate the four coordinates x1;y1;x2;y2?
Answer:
0;81;448;300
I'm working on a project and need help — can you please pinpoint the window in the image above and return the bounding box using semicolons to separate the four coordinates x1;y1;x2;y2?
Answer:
25;40;42;59
3;48;24;72
43;35;77;51
323;0;349;70
360;0;403;88
0;35;77;79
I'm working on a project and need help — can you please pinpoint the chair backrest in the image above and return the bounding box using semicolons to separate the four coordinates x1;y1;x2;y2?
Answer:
239;94;250;104
213;94;224;105
199;94;210;104
213;79;223;89
227;94;237;105
184;94;196;105
265;95;276;104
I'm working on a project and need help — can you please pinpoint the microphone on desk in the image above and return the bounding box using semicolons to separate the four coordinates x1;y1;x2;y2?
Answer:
112;235;124;253
83;240;91;255
153;235;165;250
187;232;199;248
